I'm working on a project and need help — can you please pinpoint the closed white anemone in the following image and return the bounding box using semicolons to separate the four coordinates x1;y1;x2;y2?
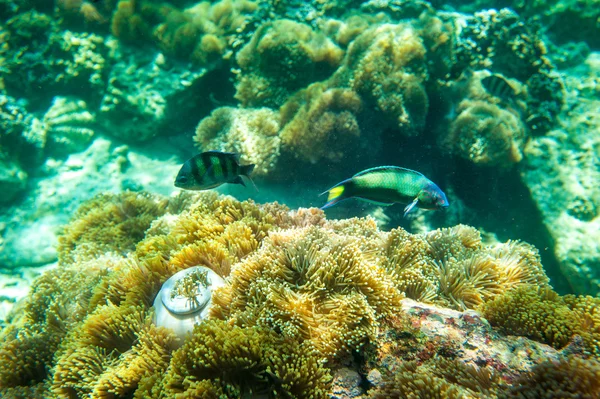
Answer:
153;266;225;345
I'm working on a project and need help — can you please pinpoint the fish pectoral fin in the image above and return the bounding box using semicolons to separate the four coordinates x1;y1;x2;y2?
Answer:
201;164;214;179
233;175;247;187
403;198;419;217
239;175;259;192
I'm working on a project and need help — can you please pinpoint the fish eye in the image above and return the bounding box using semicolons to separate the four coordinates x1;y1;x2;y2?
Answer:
178;176;188;183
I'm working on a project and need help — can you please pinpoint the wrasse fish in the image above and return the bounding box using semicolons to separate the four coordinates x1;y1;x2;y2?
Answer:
481;74;517;101
320;166;449;217
175;151;256;191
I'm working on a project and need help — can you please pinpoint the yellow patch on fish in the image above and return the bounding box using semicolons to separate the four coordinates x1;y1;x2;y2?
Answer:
328;186;345;201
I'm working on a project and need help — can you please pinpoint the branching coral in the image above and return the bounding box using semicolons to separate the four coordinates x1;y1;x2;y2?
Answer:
481;285;600;354
193;107;281;178
235;18;344;107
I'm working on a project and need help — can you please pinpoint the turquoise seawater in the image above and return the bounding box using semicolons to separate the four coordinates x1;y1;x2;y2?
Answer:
0;1;599;398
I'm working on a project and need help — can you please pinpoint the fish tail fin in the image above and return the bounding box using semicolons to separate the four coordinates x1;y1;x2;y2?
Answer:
320;179;351;209
240;164;258;192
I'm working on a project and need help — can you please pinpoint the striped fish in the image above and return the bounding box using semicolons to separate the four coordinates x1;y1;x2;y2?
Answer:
481;74;516;101
320;166;449;217
174;151;256;191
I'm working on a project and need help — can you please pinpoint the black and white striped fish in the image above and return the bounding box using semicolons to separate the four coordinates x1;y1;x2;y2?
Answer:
481;74;516;101
174;151;256;191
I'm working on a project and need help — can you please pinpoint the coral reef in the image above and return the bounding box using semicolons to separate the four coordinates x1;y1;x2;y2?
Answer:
214;220;405;359
442;71;528;168
384;224;549;310
98;46;211;143
194;106;281;178
0;10;109;104
111;0;257;64
139;319;331;398
451;8;564;136
446;98;526;167
29;96;96;157
444;0;600;50
0;94;42;203
332;22;430;138
235;18;344;107
500;355;600;399
1;193;598;398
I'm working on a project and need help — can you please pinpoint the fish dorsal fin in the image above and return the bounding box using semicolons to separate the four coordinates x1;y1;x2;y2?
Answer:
352;166;425;178
203;150;241;162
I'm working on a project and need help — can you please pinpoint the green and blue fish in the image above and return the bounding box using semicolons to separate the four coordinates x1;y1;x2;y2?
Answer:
175;151;256;191
320;166;449;216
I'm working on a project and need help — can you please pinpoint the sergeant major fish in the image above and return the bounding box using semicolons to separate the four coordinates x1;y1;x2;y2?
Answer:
320;166;449;217
174;151;256;191
481;74;517;101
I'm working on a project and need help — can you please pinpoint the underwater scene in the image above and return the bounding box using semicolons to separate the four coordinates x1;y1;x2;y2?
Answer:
0;0;599;397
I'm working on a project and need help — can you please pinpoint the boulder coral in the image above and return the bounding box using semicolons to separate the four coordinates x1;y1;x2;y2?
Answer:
194;106;281;178
279;83;364;166
111;0;257;65
334;22;430;138
235;19;345;107
446;98;526;167
0;193;596;398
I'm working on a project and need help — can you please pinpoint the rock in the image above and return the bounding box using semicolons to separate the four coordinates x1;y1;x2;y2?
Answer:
330;368;364;398
0;137;181;269
364;298;561;391
521;53;600;295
